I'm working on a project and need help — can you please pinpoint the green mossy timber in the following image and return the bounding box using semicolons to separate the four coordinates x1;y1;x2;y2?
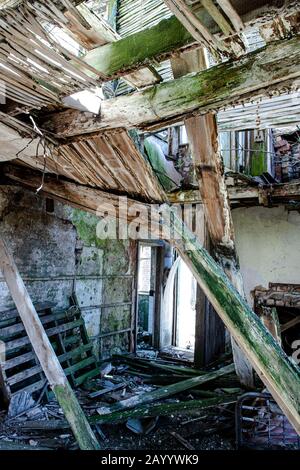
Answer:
90;395;238;425
163;204;300;434
54;381;100;450
83;16;194;79
96;364;235;415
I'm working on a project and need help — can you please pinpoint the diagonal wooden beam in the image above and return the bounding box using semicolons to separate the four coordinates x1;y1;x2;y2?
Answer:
163;0;227;58
43;36;300;137
163;204;300;434
185;112;254;387
0;236;100;450
215;0;244;33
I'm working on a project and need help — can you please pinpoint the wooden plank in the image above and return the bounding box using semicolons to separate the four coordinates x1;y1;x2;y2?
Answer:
0;302;55;322
78;0;291;81
64;356;96;375
66;3;161;87
163;0;226;59
201;0;233;36
11;378;46;397
5;319;84;353
215;0;244;32
163;204;300;434
0;310;77;339
43;37;300;136
97;364;235;415
8;364;42;386
21;395;239;430
0;237;100;450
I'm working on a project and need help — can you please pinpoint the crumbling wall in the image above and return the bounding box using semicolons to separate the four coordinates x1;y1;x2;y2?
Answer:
0;186;136;359
233;205;300;305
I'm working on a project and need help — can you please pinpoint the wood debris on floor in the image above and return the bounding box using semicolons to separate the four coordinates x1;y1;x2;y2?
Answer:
0;348;247;450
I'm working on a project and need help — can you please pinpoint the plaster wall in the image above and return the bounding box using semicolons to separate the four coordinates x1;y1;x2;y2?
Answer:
0;186;136;359
233;205;300;305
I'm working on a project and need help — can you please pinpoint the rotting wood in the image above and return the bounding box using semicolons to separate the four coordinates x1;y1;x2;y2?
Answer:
176;44;252;386
4;164;300;219
185;112;254;387
163;0;227;59
215;0;244;32
162;204;300;434
96;364;235;416
260;307;282;345
43;36;300;137
20;395;239;430
0;237;100;450
16;130;166;203
201;0;233;36
63;2;161;88
2;165;158;230
78;0;298;81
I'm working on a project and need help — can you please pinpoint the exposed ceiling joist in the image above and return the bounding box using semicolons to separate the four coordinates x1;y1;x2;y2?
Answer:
43;36;300;137
80;0;299;80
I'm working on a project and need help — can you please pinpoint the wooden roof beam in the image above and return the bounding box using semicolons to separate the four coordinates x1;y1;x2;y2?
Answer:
43;36;300;137
78;0;298;81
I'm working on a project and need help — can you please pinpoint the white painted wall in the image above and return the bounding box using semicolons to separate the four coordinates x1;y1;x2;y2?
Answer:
233;206;300;305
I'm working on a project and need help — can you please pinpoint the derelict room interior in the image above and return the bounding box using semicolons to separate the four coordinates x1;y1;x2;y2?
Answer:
0;0;299;452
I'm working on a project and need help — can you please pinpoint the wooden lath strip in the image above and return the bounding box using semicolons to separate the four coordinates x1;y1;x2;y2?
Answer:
0;2;105;108
200;0;233;36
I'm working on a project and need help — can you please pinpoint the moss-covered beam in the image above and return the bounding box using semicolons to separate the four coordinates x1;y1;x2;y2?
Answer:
44;37;300;137
78;0;297;80
164;204;300;434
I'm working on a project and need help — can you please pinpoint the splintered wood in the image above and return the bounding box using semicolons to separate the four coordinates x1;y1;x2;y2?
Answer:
0;1;103;108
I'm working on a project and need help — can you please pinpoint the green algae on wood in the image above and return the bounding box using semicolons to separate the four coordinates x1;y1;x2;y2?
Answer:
46;37;300;136
161;204;300;434
54;381;100;450
96;363;235;415
21;394;239;431
82;16;194;79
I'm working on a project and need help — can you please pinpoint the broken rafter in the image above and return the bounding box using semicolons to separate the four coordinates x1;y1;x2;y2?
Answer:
96;363;235;416
43;36;300;137
215;0;244;33
62;2;161;87
185;113;254;387
200;0;233;36
78;0;299;82
20;395;239;430
163;0;227;59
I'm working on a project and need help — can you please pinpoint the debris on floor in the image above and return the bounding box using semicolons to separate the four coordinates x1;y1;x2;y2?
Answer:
0;349;247;450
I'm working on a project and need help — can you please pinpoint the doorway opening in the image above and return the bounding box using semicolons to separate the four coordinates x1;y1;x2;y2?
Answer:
173;258;196;352
136;242;163;351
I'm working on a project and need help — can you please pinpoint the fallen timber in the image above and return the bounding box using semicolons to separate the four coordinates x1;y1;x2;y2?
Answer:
43;37;300;137
163;205;300;434
19;395;239;431
96;364;235;416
